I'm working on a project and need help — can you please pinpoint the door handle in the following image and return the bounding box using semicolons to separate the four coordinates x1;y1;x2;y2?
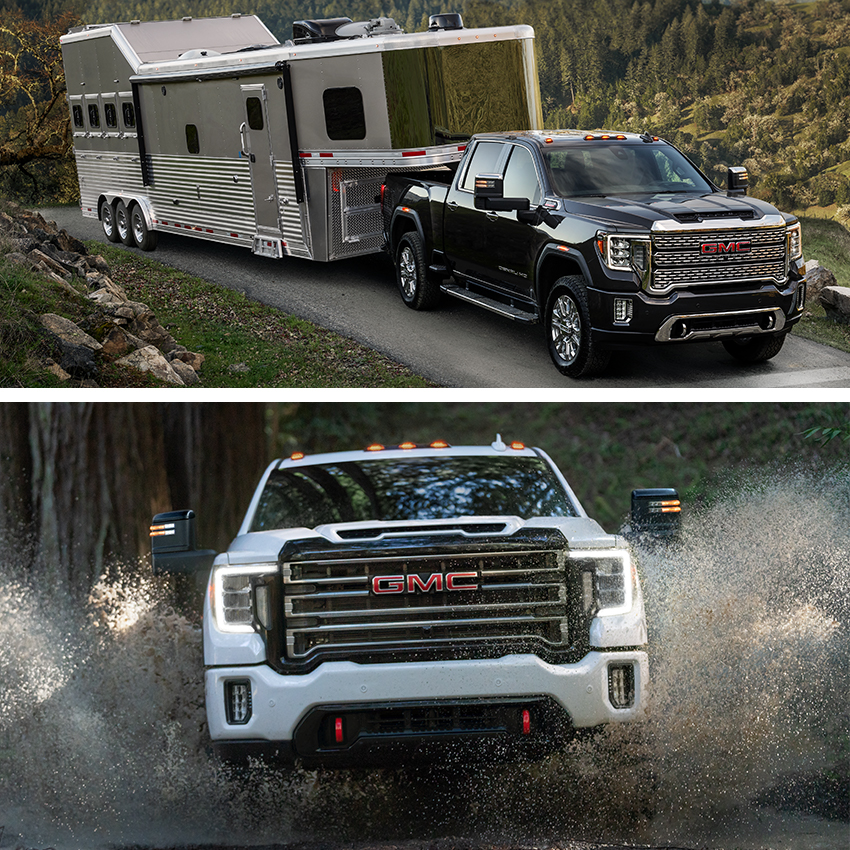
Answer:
239;122;249;158
486;211;499;221
447;201;459;210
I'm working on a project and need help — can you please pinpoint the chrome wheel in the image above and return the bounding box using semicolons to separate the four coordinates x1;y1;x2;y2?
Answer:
550;292;582;365
115;200;132;245
398;245;417;300
101;202;119;243
132;209;145;245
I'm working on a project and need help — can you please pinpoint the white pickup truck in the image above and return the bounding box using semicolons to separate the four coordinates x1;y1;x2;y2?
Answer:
150;437;679;765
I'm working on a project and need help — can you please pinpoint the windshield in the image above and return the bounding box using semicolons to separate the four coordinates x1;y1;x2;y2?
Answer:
250;455;576;530
544;143;714;197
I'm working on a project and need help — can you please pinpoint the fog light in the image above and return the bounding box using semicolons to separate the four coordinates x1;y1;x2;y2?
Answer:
225;680;252;724
614;298;633;324
797;282;806;311
608;664;635;709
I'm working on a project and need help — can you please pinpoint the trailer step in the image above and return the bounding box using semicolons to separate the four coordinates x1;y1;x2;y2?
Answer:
441;284;538;323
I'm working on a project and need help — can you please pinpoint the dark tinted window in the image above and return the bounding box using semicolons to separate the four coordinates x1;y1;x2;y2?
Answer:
122;102;136;128
323;87;366;140
250;455;575;531
246;96;264;131
87;104;100;128
72;105;84;128
544;143;714;197
104;102;117;128
186;124;200;154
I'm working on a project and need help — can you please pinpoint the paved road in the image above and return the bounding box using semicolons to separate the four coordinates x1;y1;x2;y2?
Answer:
43;207;850;389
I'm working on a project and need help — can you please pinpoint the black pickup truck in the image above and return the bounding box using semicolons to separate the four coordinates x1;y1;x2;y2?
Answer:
381;130;807;377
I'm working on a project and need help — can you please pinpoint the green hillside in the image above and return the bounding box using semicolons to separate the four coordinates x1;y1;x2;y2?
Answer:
1;0;849;221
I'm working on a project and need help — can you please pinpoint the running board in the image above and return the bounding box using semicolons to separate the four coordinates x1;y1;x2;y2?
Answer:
441;284;538;323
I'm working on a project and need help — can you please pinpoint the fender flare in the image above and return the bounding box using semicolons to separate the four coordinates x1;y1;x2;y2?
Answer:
533;242;594;313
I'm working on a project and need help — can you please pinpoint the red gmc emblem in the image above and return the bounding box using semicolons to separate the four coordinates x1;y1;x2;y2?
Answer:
371;572;479;594
701;241;752;255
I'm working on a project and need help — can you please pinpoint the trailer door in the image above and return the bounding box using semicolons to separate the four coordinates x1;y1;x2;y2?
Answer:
241;84;282;254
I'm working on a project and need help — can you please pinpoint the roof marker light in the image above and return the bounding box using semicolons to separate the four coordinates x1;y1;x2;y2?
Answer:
509;441;526;450
430;440;450;449
365;443;384;452
290;451;305;460
399;441;416;450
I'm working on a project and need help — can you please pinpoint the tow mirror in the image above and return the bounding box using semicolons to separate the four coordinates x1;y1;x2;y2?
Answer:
150;509;217;575
629;488;681;538
727;166;748;196
473;173;530;212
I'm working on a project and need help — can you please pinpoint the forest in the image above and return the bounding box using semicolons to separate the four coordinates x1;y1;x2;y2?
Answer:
0;0;849;218
1;401;846;600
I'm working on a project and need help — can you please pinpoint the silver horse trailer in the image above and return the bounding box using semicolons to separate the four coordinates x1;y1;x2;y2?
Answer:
60;13;542;262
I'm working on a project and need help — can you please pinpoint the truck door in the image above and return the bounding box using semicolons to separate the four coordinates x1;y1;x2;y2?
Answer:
481;144;544;296
443;140;509;282
240;84;282;251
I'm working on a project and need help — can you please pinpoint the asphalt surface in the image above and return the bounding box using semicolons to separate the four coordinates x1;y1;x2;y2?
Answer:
42;207;850;389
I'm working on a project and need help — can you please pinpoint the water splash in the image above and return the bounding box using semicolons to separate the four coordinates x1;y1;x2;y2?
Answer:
0;467;847;849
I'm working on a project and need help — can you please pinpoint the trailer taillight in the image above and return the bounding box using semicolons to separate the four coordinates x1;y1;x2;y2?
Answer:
379;183;386;208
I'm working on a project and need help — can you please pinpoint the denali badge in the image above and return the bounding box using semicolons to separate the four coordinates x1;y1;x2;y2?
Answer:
372;572;479;594
700;241;752;255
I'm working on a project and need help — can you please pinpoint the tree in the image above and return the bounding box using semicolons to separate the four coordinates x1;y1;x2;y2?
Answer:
0;403;268;597
0;10;78;201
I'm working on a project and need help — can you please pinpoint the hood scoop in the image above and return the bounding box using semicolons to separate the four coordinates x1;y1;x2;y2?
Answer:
336;522;509;540
649;196;758;224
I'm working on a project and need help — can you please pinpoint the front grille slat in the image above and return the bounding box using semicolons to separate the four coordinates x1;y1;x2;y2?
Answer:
283;545;569;660
650;225;786;293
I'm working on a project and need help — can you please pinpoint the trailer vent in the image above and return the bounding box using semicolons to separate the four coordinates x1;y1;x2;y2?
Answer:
292;17;352;43
428;13;464;30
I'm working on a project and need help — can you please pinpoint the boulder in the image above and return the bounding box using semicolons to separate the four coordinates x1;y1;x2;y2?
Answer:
819;286;850;324
170;349;206;372
39;313;103;351
116;345;185;385
170;358;200;385
804;260;837;304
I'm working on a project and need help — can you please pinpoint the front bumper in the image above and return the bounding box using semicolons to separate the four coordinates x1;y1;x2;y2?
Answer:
588;277;805;348
206;650;647;761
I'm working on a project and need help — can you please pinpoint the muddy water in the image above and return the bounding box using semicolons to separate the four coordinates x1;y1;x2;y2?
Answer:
0;468;847;849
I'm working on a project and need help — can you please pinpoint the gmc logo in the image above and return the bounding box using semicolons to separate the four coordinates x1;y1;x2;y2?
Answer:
701;241;752;255
371;572;479;594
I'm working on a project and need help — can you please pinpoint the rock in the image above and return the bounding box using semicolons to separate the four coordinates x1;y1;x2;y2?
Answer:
803;260;837;304
85;254;111;274
170;358;200;385
56;229;87;255
100;326;136;358
170;349;205;372
86;273;129;303
43;358;71;382
27;248;71;280
4;252;30;267
228;362;249;373
819;286;850;323
116;345;185;385
39;313;103;351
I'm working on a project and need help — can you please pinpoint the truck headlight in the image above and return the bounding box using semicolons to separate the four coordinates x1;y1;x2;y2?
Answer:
571;549;633;617
786;222;802;261
596;232;651;284
212;564;277;633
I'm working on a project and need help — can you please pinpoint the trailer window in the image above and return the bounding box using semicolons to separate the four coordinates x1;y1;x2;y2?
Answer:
246;97;264;131
87;104;100;129
186;124;200;154
323;87;366;141
72;105;84;129
122;102;136;129
104;103;117;129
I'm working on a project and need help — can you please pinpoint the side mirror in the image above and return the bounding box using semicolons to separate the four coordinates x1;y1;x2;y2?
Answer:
150;510;217;575
473;173;530;212
727;166;748;196
629;488;680;538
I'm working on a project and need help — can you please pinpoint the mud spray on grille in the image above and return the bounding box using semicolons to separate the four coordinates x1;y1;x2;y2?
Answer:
0;468;847;849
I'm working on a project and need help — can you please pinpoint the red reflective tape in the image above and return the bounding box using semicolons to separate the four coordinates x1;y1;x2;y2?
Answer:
320;152;333;158
206;228;213;233
299;152;312;158
458;145;466;152
230;233;239;238
402;150;427;157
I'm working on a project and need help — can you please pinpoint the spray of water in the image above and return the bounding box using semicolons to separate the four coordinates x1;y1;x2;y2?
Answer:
0;467;847;849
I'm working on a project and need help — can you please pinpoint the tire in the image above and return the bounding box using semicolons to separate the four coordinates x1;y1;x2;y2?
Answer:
722;332;787;363
395;231;441;310
130;203;158;251
115;200;134;246
100;201;120;243
545;276;611;378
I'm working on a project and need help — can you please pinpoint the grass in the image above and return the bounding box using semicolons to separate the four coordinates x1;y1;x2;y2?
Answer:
795;217;850;353
92;243;435;388
0;233;434;388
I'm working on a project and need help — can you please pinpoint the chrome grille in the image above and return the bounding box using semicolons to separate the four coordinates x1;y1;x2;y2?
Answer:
283;547;568;660
650;226;786;293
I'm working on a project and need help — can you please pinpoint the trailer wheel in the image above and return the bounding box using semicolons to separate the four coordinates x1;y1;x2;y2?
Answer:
545;277;610;378
722;332;787;363
100;201;120;243
396;232;440;310
130;204;158;251
115;200;133;246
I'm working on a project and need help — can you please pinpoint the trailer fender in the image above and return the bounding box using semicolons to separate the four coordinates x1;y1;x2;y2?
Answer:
98;194;155;232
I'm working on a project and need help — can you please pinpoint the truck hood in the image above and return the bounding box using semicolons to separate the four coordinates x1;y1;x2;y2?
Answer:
561;191;782;231
224;515;619;564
